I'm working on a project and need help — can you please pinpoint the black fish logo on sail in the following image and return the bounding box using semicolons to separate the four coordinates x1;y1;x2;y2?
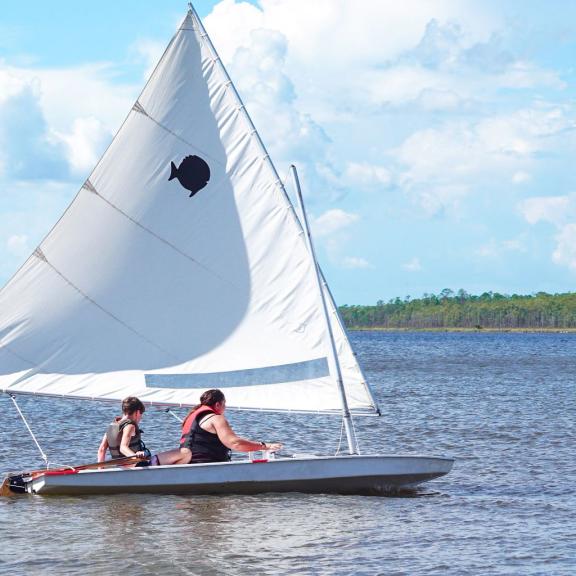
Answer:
168;155;211;197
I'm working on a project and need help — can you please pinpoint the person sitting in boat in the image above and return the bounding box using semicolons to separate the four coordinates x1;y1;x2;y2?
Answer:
180;389;283;463
97;396;191;466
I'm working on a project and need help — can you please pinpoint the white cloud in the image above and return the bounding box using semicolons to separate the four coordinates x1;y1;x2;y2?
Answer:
204;0;266;64
520;195;576;271
402;257;422;272
0;62;138;135
203;0;510;121
476;107;567;157
203;0;572;218
519;195;573;226
0;84;68;180
0;61;139;180
498;61;565;90
55;117;111;176
226;27;330;182
394;106;574;215
0;180;76;285
198;0;576;247
310;208;366;270
342;256;372;269
343;162;392;188
476;237;525;258
0;68;29;105
417;88;463;111
312;209;359;237
130;39;165;81
512;171;531;184
553;223;576;270
6;234;30;257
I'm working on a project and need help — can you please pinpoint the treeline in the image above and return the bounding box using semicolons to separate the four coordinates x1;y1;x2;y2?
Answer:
338;289;576;330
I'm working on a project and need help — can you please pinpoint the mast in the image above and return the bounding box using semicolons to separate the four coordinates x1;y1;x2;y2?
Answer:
290;165;359;455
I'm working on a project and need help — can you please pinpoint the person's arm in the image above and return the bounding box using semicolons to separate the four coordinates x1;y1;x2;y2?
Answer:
210;416;282;452
97;433;109;463
119;424;146;458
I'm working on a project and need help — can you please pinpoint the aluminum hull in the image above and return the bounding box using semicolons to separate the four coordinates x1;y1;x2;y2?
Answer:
26;455;454;496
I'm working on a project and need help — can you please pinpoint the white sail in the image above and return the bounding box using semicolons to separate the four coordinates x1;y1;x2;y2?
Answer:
0;8;378;415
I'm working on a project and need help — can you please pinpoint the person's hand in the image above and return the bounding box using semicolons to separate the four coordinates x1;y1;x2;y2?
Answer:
135;451;147;459
265;443;283;452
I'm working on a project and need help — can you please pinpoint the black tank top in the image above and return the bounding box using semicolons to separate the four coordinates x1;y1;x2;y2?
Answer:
180;408;230;463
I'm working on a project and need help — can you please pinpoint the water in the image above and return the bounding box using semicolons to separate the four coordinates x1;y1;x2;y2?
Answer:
0;332;574;575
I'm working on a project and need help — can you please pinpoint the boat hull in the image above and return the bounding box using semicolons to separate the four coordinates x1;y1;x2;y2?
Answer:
25;455;454;496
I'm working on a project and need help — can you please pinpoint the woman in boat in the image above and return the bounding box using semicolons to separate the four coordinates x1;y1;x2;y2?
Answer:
97;396;191;466
180;389;282;463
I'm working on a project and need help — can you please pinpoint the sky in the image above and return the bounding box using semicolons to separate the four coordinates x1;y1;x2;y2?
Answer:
1;1;576;305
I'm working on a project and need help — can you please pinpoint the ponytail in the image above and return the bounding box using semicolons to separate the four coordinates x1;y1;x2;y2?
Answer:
183;389;225;422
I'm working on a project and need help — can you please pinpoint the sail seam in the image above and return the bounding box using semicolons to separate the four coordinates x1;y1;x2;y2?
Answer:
0;10;181;305
81;186;240;290
132;101;149;116
82;180;98;194
134;109;226;169
38;254;182;363
0;344;37;368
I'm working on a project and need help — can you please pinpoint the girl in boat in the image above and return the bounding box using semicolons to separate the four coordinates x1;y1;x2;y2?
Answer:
180;389;282;463
97;396;191;466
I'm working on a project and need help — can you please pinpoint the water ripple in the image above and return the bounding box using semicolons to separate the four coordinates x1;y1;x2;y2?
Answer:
0;332;575;575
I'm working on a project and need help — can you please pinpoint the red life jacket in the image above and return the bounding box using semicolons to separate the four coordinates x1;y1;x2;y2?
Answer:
179;406;216;446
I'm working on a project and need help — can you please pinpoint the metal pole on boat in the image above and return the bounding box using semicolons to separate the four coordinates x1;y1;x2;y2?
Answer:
290;165;359;455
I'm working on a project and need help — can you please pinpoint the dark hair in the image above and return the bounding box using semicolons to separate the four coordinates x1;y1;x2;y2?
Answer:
187;389;225;415
122;396;145;415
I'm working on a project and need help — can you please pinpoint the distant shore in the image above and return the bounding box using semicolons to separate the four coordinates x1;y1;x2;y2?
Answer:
339;290;576;332
347;327;576;333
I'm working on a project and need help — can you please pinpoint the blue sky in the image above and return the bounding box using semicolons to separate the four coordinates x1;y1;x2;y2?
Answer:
1;1;576;305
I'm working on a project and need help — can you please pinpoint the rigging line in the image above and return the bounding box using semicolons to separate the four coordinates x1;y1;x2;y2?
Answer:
159;407;184;423
334;416;345;456
36;252;181;364
8;393;49;467
81;186;239;290
351;415;361;455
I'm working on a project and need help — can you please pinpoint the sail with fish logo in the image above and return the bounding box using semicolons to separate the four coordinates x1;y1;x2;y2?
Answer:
0;5;378;417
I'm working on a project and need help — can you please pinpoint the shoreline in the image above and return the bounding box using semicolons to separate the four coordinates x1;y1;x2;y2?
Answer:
347;327;576;333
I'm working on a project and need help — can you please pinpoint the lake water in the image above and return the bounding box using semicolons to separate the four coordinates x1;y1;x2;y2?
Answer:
0;331;574;575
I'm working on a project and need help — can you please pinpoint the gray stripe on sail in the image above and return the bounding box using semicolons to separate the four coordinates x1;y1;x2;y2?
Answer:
145;358;330;389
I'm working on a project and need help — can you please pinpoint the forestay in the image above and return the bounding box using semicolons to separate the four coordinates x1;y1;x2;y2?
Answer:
0;8;378;415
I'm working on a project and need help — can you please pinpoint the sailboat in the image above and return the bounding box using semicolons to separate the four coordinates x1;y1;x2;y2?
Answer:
0;4;453;496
